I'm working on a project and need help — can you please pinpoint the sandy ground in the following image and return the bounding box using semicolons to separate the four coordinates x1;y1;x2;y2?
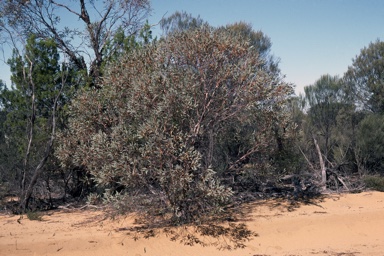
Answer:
1;191;384;256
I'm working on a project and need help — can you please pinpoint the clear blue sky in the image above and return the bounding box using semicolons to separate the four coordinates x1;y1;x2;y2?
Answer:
148;0;384;95
1;0;383;95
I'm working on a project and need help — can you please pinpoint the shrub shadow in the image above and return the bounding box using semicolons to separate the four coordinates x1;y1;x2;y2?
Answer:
119;221;258;250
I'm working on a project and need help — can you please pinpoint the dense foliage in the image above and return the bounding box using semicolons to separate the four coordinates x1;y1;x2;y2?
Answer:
297;40;384;190
56;26;293;224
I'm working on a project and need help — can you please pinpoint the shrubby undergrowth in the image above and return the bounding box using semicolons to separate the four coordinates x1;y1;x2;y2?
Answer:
56;26;293;224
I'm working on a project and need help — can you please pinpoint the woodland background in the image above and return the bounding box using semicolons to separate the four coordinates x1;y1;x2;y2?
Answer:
0;1;384;226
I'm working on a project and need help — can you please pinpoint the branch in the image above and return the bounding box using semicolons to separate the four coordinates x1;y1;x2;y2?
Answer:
50;0;82;18
298;145;316;171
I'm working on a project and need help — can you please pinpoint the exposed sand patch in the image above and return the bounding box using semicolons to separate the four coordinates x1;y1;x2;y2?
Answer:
1;191;383;256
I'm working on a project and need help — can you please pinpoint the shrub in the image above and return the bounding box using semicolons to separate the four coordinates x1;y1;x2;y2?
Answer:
357;114;384;174
56;26;292;224
364;175;384;192
26;211;43;221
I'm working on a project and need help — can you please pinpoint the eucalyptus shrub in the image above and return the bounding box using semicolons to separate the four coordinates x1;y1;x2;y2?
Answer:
56;26;292;224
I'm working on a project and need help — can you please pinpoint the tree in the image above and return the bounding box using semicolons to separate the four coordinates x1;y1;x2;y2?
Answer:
220;22;280;76
0;35;77;211
0;80;17;186
101;21;155;73
56;25;293;224
300;75;357;190
160;11;208;35
342;40;384;175
344;40;384;113
303;75;345;159
160;14;279;77
0;0;151;87
159;16;296;185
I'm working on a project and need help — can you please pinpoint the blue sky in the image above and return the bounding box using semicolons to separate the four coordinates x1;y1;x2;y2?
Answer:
1;0;383;95
148;0;384;95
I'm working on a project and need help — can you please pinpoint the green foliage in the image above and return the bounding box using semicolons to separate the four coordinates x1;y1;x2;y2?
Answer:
56;26;293;224
356;114;384;173
299;41;384;184
220;22;280;75
303;75;345;134
344;40;384;113
26;210;43;221
363;175;384;192
0;34;81;198
160;11;208;35
343;41;384;175
300;75;358;170
101;22;155;74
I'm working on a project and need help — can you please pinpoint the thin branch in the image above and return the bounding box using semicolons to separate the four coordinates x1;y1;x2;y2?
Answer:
50;0;82;18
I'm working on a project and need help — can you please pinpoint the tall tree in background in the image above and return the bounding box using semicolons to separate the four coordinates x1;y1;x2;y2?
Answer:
101;21;155;72
0;0;150;87
0;35;77;211
303;75;344;159
160;11;208;35
221;22;281;76
160;12;279;76
343;40;384;175
344;40;384;113
300;75;355;190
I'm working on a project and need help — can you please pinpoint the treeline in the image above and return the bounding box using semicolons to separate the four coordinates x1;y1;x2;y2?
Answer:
0;2;383;225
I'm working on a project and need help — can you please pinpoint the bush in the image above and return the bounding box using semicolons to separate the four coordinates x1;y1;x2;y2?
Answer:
364;175;384;192
357;114;384;174
26;211;43;221
56;26;292;224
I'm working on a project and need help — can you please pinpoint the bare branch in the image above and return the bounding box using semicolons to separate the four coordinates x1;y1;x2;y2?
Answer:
0;0;150;86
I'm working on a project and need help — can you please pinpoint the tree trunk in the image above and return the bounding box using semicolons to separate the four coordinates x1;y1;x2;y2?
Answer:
313;136;327;191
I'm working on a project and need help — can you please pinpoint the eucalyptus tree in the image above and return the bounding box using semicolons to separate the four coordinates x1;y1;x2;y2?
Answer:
300;75;358;190
160;11;208;35
344;40;384;113
220;22;281;76
303;75;345;158
161;12;280;77
343;40;384;175
0;0;150;87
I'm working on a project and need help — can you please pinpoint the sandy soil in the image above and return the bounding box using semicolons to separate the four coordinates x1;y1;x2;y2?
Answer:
1;191;384;256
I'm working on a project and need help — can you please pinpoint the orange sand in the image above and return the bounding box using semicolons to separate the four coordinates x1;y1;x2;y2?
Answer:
1;191;384;256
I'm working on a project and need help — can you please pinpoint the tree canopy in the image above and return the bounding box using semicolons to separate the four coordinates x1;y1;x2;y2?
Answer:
344;40;384;113
0;0;150;87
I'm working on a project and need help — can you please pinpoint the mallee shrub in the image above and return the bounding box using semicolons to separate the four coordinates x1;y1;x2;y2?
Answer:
56;26;292;224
